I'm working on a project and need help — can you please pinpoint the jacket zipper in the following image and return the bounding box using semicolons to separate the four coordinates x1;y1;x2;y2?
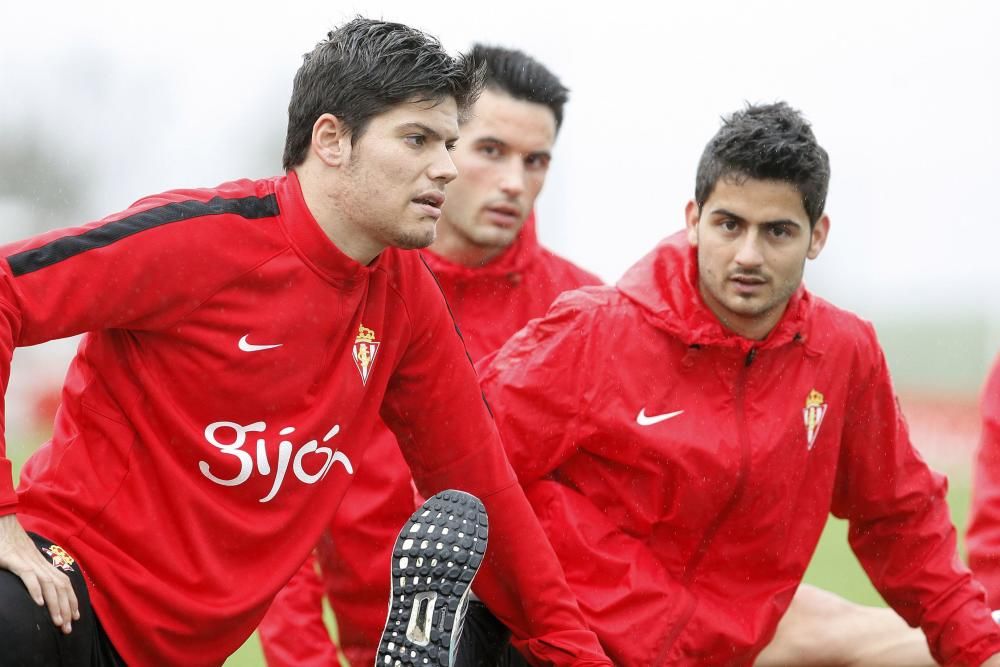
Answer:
652;592;698;665
681;346;755;580
657;347;756;662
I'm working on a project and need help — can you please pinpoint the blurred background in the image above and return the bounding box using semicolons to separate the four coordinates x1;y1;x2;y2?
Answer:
2;1;998;664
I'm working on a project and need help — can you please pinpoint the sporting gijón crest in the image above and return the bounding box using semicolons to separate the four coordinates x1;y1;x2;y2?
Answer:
352;324;380;385
42;544;76;572
803;388;828;449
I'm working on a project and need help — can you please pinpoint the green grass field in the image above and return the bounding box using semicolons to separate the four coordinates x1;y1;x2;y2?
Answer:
5;441;976;666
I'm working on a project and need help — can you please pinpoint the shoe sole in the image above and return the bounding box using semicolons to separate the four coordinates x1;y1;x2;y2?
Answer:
375;490;489;667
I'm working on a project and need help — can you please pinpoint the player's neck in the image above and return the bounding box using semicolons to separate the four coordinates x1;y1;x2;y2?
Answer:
699;284;788;342
295;165;383;266
429;231;507;268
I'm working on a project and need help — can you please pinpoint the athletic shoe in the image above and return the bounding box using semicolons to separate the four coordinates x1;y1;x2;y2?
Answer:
375;489;489;667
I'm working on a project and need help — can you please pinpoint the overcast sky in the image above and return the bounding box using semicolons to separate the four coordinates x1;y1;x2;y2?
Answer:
2;0;998;327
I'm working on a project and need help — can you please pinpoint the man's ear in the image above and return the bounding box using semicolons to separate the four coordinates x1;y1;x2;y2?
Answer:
311;113;352;167
685;200;700;246
807;214;830;260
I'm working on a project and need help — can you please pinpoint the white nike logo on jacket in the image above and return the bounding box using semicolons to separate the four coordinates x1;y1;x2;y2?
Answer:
239;335;283;352
636;408;684;426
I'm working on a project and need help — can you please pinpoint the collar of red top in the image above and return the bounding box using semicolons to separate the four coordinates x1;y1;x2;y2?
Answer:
616;230;814;353
275;171;381;286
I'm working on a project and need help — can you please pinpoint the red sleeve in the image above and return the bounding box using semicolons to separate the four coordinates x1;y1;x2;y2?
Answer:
478;293;694;665
379;263;611;667
522;481;695;666
0;187;283;515
258;550;340;667
831;337;1000;666
476;291;604;484
968;356;1000;607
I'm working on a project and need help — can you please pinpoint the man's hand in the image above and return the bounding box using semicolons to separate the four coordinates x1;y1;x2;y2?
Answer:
0;513;79;633
982;655;1000;667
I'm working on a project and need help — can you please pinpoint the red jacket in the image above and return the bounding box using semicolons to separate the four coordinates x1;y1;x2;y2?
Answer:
0;176;609;667
966;355;1000;606
258;216;602;667
477;232;1000;666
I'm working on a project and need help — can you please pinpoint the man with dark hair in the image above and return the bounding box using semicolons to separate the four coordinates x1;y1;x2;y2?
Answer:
467;101;1000;665
0;20;611;667
257;43;601;667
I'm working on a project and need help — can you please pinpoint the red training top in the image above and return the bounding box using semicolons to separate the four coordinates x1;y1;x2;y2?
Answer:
0;173;610;667
258;215;601;667
477;232;1000;666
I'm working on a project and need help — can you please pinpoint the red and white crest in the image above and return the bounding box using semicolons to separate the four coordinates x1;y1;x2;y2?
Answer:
803;388;828;449
42;544;76;572
352;324;380;386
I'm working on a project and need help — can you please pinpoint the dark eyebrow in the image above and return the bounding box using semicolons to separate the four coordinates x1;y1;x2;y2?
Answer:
399;122;459;144
711;208;802;228
475;135;508;147
710;208;746;223
476;136;551;161
764;219;802;229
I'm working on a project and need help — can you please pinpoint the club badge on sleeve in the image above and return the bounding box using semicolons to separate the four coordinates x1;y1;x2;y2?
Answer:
803;388;828;449
352;324;381;386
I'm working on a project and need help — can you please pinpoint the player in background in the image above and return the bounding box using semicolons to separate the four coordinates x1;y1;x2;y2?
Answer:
258;43;602;667
0;20;611;667
967;356;1000;606
466;102;1000;666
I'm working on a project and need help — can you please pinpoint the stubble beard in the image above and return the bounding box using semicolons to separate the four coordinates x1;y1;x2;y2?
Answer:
390;222;437;250
715;268;803;322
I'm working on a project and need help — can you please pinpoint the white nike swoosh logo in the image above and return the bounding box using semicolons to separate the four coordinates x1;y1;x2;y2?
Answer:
636;408;684;426
238;335;283;352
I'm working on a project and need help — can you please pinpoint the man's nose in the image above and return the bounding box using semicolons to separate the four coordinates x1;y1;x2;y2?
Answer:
734;232;764;268
499;160;526;198
429;148;459;184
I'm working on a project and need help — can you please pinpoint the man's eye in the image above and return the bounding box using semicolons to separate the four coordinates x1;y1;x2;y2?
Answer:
446;142;457;152
722;220;739;231
479;144;500;158
525;155;550;170
770;225;790;237
404;135;426;147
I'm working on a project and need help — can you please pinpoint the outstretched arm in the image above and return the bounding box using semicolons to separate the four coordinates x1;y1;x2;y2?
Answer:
0;188;284;635
756;584;934;667
832;335;1000;666
381;268;610;666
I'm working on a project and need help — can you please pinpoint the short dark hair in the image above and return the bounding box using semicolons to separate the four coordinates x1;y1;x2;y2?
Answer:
695;102;831;226
282;18;484;171
467;44;569;130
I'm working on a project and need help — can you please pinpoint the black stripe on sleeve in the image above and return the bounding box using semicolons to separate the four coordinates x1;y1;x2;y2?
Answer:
7;193;280;277
418;254;495;418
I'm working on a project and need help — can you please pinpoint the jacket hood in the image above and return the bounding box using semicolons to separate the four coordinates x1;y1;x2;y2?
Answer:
421;212;539;280
616;230;813;351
